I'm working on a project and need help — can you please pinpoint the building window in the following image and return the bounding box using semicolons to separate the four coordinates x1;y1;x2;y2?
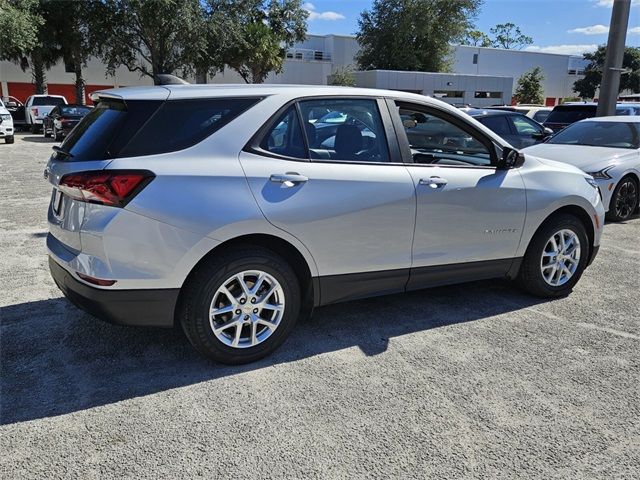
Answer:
472;54;478;65
433;90;464;98
474;91;502;99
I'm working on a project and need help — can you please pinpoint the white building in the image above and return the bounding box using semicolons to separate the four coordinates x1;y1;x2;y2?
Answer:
0;34;587;106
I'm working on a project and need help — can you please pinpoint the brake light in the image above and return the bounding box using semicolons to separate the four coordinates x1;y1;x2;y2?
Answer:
58;170;154;207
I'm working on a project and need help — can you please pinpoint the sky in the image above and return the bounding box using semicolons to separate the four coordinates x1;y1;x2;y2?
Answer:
303;0;640;55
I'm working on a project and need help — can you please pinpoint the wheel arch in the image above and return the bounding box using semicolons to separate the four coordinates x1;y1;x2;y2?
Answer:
176;233;317;324
533;205;595;256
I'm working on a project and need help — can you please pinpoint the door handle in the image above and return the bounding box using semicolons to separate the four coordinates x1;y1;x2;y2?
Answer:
269;172;308;187
419;176;448;189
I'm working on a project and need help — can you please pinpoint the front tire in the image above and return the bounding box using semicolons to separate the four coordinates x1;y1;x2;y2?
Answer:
179;247;301;364
606;176;639;222
517;214;589;298
5;135;14;144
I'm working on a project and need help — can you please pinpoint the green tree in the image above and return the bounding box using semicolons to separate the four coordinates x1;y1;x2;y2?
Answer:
0;0;43;59
573;46;640;99
328;66;356;87
90;0;207;84
490;22;533;50
462;29;492;47
1;0;60;94
224;0;308;83
356;0;482;72
515;67;544;104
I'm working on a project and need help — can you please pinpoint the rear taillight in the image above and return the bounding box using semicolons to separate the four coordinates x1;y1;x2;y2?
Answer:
58;170;154;207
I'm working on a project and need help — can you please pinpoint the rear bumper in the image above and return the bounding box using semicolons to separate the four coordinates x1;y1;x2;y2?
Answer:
49;256;179;327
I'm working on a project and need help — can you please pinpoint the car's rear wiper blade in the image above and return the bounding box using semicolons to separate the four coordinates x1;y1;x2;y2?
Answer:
52;146;74;158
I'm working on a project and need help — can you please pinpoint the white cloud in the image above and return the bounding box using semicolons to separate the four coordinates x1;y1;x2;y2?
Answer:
304;2;345;21
568;24;609;35
525;44;598;55
568;24;640;35
594;0;640;6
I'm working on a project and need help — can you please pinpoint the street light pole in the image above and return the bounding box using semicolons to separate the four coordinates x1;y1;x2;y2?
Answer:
596;0;631;117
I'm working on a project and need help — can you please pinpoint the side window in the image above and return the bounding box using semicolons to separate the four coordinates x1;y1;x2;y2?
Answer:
511;115;541;135
533;110;550;123
478;115;512;136
259;106;307;159
298;98;390;162
397;104;493;167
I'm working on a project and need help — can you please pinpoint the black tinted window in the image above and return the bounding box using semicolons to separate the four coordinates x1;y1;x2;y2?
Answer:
57;97;259;161
546;106;597;124
122;97;259;158
478;115;511;136
59;105;92;116
260;106;307;159
32;96;66;106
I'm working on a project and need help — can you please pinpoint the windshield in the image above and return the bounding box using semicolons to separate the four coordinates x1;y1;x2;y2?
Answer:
32;96;66;106
547;121;640;149
59;105;92;116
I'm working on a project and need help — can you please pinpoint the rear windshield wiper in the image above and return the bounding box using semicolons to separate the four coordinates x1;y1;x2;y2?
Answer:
52;145;74;158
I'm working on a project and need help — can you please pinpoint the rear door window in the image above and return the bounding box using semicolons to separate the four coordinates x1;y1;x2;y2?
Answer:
298;98;390;162
478;115;512;136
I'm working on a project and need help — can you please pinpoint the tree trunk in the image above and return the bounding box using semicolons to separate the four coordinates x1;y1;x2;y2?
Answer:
31;51;46;94
74;61;86;105
195;67;207;84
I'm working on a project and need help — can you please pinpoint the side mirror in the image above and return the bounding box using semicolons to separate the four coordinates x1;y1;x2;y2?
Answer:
543;127;554;136
498;147;525;169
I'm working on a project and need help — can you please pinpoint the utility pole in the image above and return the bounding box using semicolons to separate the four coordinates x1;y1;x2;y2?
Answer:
596;0;631;117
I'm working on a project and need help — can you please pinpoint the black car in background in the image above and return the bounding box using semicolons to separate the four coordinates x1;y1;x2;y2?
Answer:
543;103;640;133
465;109;553;149
43;104;93;141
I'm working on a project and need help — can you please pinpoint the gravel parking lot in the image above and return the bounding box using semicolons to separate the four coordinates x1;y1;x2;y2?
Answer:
1;132;639;479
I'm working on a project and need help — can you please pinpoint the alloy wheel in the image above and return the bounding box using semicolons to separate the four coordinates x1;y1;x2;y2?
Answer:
614;179;638;220
540;229;581;287
209;270;285;349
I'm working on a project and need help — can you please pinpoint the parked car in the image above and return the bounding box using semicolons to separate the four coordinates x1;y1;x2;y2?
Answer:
486;105;552;123
523;116;640;222
466;109;553;149
24;94;67;133
2;96;26;130
46;85;604;364
543;102;640;133
0;99;15;144
43;104;93;141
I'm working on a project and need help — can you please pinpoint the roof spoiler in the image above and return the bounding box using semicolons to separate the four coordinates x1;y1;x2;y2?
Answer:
154;74;190;85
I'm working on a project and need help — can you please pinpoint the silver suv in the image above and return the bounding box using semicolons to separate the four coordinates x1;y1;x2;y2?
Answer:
46;85;604;364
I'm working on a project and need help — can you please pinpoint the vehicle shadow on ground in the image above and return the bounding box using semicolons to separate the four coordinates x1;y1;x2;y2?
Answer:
20;135;56;144
1;280;546;425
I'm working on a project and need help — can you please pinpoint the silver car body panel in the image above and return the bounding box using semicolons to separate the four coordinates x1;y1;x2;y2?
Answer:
45;85;604;300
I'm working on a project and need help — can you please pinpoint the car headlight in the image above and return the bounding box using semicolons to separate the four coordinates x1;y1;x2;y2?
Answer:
0;113;12;122
586;167;612;180
584;177;599;189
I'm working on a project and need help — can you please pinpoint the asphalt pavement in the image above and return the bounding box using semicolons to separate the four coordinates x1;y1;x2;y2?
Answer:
1;132;638;479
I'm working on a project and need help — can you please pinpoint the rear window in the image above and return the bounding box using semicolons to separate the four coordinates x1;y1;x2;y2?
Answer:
32;96;66;106
56;97;260;161
59;105;92;116
546;106;597;124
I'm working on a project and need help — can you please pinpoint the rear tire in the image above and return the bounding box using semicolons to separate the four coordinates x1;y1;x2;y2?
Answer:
606;176;639;222
179;247;301;364
53;126;62;141
5;136;14;144
517;214;589;298
44;125;51;138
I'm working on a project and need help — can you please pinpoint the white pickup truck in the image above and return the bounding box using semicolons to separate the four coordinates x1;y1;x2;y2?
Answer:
24;95;67;133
